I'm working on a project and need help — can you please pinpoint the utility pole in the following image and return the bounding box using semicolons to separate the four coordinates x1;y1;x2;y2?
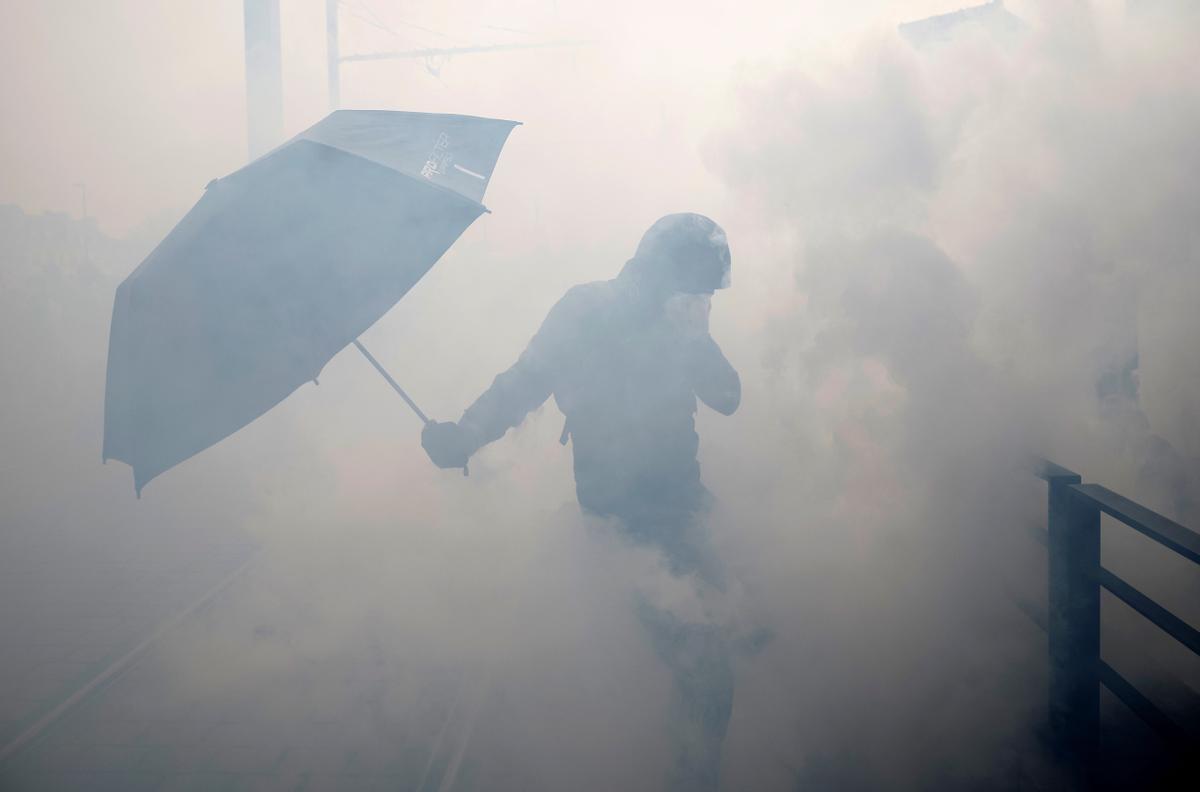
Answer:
244;0;284;158
327;0;341;110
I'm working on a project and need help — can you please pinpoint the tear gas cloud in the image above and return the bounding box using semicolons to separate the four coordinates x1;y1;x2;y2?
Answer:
1;1;1198;789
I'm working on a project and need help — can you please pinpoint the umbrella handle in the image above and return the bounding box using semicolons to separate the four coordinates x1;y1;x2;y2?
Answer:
351;339;470;478
351;339;431;425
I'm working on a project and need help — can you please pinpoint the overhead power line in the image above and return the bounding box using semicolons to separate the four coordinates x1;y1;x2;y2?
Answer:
340;39;594;63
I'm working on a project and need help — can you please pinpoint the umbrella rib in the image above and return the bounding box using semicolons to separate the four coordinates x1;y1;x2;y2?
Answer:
352;339;431;425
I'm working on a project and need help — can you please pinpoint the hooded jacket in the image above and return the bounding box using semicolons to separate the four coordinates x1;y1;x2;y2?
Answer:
457;221;739;526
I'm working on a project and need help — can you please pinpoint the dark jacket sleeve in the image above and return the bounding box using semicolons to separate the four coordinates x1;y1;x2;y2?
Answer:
688;334;740;416
457;287;581;453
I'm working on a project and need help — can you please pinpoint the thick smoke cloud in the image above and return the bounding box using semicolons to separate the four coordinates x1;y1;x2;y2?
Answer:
702;4;1200;785
2;2;1199;790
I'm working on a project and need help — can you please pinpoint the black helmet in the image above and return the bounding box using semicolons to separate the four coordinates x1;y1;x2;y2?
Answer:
622;213;731;294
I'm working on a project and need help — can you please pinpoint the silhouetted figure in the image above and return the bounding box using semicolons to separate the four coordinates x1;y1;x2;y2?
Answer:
422;213;740;790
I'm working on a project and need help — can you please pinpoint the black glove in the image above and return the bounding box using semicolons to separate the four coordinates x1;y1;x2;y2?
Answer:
421;420;472;470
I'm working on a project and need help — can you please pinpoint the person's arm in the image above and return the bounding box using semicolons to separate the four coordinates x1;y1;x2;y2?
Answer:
457;342;555;454
664;293;740;416
688;334;740;416
423;288;580;469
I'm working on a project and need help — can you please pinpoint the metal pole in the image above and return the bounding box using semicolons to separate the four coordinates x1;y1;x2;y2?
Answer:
352;339;429;425
244;0;284;158
327;0;341;110
340;39;596;63
1047;475;1100;764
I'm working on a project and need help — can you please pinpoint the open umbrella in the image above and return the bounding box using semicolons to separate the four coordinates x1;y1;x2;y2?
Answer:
103;110;519;494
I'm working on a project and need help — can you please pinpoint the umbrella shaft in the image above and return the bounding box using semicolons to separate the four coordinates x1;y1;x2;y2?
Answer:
352;339;430;425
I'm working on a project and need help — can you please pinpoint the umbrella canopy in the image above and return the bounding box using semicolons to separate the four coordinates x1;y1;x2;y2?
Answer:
103;110;519;494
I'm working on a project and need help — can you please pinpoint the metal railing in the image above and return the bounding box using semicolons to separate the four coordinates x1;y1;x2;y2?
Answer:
1031;458;1200;759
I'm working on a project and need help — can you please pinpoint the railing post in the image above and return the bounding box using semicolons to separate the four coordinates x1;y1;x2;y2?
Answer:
1047;473;1100;761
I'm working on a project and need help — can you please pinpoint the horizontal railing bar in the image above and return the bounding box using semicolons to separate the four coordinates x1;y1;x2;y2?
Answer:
1099;660;1193;751
1013;593;1048;633
1102;641;1200;736
1069;483;1200;566
1032;456;1082;484
1097;567;1200;657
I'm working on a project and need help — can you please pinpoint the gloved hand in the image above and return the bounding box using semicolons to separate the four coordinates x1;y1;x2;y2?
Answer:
421;420;472;470
663;292;712;341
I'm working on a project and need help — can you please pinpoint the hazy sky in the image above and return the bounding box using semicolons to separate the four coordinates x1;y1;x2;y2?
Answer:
1;0;1039;235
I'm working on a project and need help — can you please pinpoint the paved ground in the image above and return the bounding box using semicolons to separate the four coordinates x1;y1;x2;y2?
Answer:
0;559;486;792
1;565;1189;791
0;512;1190;790
0;536;256;757
1;670;480;792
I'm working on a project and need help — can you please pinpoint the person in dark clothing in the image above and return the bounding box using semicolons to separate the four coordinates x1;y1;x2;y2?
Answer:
422;213;740;790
